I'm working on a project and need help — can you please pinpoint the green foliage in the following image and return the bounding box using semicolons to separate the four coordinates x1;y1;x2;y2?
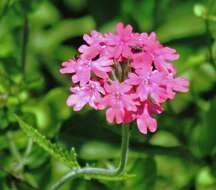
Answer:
194;98;216;156
0;0;216;189
194;4;207;18
128;157;157;190
15;114;79;169
80;141;119;160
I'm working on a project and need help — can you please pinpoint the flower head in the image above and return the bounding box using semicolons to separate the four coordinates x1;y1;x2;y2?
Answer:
60;22;189;135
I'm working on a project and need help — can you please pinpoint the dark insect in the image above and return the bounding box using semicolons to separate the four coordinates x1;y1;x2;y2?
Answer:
130;46;143;53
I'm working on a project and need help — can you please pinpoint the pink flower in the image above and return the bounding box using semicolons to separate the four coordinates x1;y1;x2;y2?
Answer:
139;32;179;73
79;31;106;59
136;100;163;134
61;57;113;85
60;59;76;74
60;22;189;135
172;77;189;92
127;68;168;103
102;81;137;124
105;23;136;59
165;75;190;99
130;52;152;70
67;81;105;111
137;108;157;134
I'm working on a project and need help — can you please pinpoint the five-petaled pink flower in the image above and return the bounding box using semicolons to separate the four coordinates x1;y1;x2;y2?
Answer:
60;22;189;135
61;57;113;85
67;80;105;111
101;81;137;124
105;23;136;59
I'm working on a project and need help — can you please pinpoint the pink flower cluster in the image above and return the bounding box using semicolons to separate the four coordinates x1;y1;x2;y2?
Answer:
60;23;189;135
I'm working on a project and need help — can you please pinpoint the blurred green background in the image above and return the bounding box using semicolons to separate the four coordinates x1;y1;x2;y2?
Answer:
1;0;216;189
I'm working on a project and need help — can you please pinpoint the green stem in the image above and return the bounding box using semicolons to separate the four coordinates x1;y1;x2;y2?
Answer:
21;13;29;78
7;132;22;164
116;124;130;173
15;138;33;171
24;138;33;157
49;125;130;190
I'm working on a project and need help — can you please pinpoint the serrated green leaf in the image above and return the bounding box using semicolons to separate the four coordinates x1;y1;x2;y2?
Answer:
15;114;79;169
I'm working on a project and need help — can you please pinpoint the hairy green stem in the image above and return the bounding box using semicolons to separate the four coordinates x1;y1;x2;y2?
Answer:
21;13;29;78
49;125;130;190
116;124;130;173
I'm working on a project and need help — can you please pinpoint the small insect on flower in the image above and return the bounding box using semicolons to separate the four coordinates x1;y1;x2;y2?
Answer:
60;22;189;135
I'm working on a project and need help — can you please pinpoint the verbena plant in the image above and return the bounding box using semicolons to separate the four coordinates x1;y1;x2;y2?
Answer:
16;22;189;190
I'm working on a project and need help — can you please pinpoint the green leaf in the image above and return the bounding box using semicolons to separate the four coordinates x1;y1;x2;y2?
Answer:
157;2;205;42
30;1;60;28
22;87;72;137
126;157;157;190
15;114;79;169
0;0;10;20
150;131;180;147
195;98;216;156
191;64;216;94
155;156;195;190
196;167;215;187
32;16;96;52
193;4;206;18
63;0;87;11
122;0;154;31
80;141;119;160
